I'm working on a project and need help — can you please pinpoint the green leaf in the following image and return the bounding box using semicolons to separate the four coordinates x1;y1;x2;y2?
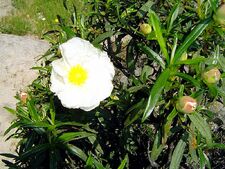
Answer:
92;31;115;46
65;144;87;162
167;2;180;33
172;18;211;64
138;44;165;69
188;113;212;144
198;148;211;169
150;131;164;161
163;108;178;143
169;138;186;169
62;26;76;40
208;0;217;12
137;0;154;18
86;154;105;169
58;132;95;143
55;121;86;128
149;10;169;63
175;57;206;65
0;153;18;159
3;106;17;115
27;100;40;121
118;154;128;169
19;144;50;160
142;68;171;122
175;72;201;88
207;143;225;149
4;121;21;135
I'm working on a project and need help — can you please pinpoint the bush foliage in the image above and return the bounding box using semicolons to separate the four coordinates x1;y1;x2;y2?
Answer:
1;0;225;168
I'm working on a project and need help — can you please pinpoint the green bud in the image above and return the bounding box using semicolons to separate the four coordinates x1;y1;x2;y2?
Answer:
176;96;197;114
202;68;221;84
139;23;152;35
180;52;188;61
213;4;225;26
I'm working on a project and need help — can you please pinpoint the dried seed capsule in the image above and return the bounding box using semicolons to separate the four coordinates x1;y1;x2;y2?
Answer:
213;4;225;26
139;23;152;35
176;96;197;114
202;68;221;84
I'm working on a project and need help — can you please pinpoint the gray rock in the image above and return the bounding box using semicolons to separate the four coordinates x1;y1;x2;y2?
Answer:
0;0;14;18
0;34;50;167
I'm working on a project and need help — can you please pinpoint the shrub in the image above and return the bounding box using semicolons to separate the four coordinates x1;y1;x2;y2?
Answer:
1;0;225;168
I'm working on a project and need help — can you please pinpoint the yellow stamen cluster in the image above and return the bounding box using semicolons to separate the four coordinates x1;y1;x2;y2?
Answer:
68;64;88;86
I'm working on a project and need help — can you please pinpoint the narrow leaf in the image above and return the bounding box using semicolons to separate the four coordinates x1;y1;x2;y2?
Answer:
167;2;180;33
169;138;186;169
173;18;211;64
149;11;169;63
118;154;128;169
175;72;201;88
137;0;154;18
66;144;87;161
175;57;206;65
19;144;50;160
150;131;164;161
142;68;171;122
3;106;17;114
58;132;94;143
188;113;212;144
138;44;165;69
92;31;115;46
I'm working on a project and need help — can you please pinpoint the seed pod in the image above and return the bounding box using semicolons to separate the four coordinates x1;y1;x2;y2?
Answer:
213;4;225;26
176;96;197;114
139;23;152;35
202;68;221;84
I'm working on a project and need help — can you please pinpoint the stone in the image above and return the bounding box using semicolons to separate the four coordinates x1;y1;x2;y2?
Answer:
0;34;50;167
0;0;14;18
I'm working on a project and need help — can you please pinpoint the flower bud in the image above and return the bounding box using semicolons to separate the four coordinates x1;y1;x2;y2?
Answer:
20;92;28;104
213;4;225;26
180;52;188;61
202;68;221;84
176;96;197;114
139;23;152;35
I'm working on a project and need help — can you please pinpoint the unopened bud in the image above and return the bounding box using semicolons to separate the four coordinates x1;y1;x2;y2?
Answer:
202;68;221;84
176;96;197;114
180;52;188;61
20;92;28;104
213;4;225;26
139;23;152;35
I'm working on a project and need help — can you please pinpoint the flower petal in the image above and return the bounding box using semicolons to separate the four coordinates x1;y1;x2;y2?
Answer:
50;70;65;94
59;37;99;66
51;58;69;77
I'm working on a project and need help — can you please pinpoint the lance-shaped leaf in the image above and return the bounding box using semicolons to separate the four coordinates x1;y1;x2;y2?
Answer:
188;112;212;144
172;18;211;64
138;43;165;69
169;138;186;169
142;68;171;122
149;10;169;63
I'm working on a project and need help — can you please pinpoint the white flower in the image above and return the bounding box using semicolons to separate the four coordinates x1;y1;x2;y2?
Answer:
50;37;115;111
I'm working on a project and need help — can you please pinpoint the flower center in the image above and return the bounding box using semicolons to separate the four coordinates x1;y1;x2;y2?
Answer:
68;64;88;86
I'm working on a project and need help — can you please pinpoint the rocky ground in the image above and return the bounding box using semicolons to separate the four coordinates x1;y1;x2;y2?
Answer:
0;0;50;167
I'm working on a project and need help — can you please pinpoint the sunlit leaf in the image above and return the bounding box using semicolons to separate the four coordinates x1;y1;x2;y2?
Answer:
149;10;169;63
172;18;211;64
169;137;186;169
188;113;212;144
142;68;171;122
